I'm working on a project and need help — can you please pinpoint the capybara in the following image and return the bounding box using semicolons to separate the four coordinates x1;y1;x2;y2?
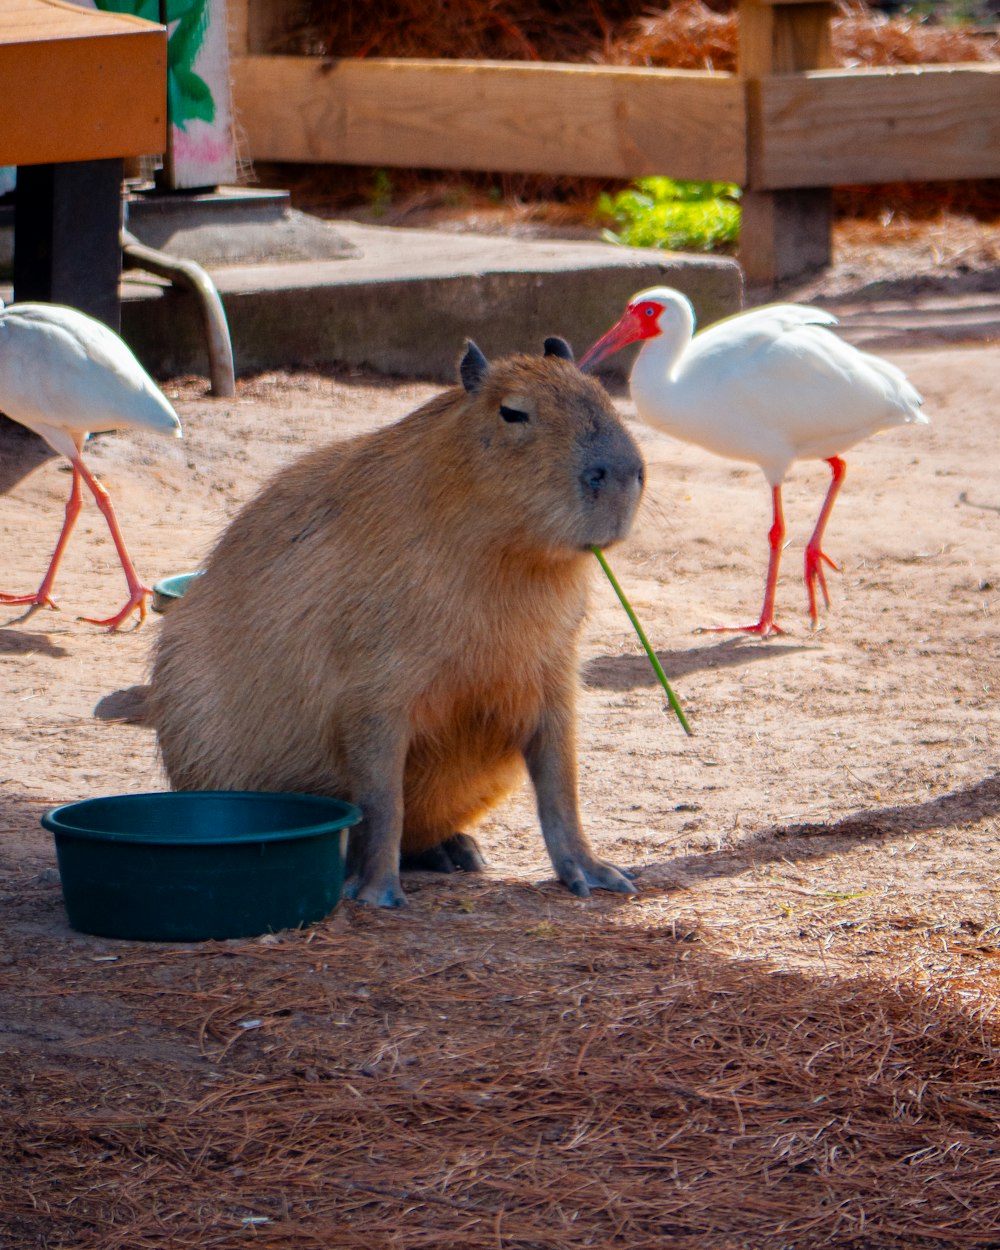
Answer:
149;337;645;907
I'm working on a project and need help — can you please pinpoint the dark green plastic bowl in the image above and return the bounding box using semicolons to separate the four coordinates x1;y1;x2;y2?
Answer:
151;571;203;613
42;791;362;942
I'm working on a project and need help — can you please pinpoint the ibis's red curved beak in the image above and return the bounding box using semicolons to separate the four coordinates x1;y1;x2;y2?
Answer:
580;317;636;371
580;303;660;372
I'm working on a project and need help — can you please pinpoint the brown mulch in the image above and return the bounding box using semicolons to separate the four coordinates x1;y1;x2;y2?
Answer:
281;0;1000;67
611;0;998;71
5;889;1000;1249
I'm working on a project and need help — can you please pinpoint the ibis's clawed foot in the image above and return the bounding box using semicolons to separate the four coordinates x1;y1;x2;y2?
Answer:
697;616;785;639
0;450;156;632
73;461;153;630
79;585;151;631
804;544;840;628
401;832;487;874
695;483;785;639
804;456;847;629
0;589;58;612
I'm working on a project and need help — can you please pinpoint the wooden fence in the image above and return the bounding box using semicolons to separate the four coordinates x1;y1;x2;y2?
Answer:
228;0;1000;285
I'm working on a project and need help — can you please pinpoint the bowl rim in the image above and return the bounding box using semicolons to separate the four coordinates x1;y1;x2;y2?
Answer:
152;570;204;598
41;790;363;847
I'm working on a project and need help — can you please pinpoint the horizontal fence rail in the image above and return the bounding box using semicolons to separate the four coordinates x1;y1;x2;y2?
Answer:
753;63;1000;187
232;57;747;184
232;56;1000;191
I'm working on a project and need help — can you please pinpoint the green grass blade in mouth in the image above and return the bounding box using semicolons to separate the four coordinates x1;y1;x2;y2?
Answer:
592;546;693;737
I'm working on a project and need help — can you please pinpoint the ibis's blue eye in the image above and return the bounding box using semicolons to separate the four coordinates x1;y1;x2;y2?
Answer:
500;405;530;424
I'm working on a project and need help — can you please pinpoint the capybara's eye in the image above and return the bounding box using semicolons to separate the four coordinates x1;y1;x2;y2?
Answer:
500;405;530;424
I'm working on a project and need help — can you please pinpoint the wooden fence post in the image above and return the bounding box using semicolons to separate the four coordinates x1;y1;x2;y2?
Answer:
738;0;836;287
229;0;299;57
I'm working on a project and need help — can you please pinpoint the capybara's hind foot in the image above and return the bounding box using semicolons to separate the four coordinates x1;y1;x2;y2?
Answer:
401;832;487;874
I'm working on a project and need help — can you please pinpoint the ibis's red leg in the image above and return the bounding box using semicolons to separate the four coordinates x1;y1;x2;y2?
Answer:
804;456;846;628
701;485;786;638
0;463;84;612
73;457;151;630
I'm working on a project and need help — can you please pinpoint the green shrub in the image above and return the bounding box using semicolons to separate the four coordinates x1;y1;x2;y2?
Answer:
597;177;741;252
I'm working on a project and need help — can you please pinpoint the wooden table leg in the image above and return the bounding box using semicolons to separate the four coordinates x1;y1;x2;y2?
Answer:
13;158;124;332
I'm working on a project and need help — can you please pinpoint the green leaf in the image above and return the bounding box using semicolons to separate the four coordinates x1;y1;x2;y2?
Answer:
596;178;742;253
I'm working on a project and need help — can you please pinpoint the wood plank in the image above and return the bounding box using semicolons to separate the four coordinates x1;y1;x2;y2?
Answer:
738;0;834;285
756;64;1000;187
0;0;166;165
739;1;834;81
227;0;250;59
0;29;167;165
227;0;301;57
0;0;158;42
232;56;746;183
739;187;832;284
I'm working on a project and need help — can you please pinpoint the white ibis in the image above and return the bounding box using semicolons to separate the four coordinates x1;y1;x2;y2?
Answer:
0;301;181;629
580;287;927;636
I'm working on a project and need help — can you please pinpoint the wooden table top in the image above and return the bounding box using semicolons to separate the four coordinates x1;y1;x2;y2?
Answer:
0;0;164;44
0;0;167;165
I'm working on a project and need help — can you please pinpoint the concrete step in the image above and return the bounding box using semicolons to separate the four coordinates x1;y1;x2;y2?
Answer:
6;189;996;385
816;291;1000;352
117;217;743;382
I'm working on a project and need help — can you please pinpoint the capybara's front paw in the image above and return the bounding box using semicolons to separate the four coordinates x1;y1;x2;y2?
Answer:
557;857;638;899
344;874;408;908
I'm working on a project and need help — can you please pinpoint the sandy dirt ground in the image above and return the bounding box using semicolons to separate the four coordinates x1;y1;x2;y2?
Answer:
1;331;998;1247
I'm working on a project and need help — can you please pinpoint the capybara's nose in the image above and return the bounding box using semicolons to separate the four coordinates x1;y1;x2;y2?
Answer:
580;459;644;498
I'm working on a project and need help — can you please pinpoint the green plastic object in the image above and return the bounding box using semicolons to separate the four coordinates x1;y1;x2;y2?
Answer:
151;571;203;613
42;791;362;942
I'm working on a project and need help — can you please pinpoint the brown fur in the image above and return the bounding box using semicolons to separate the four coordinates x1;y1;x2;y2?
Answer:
149;345;645;906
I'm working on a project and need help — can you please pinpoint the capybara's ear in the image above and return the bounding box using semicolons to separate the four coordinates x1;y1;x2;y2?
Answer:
460;340;490;393
543;336;574;362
